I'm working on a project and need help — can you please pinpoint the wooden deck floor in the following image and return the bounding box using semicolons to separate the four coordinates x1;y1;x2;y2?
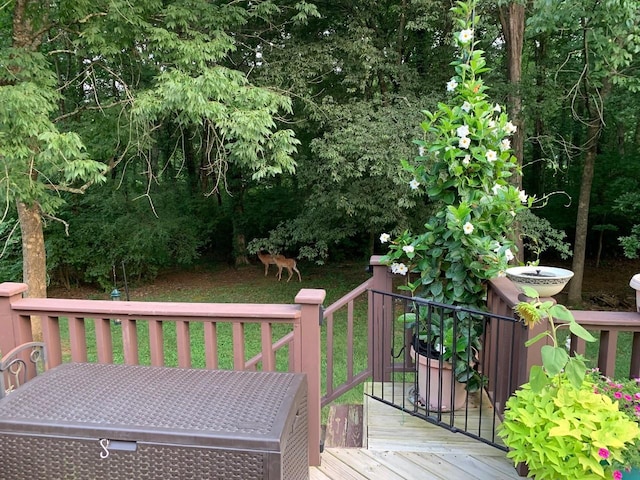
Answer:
310;384;527;480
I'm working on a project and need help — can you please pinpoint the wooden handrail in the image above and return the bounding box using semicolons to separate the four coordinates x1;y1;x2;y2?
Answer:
0;282;325;467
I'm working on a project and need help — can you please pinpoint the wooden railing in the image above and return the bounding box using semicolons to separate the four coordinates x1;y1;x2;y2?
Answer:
487;276;640;400
0;282;325;466
321;255;393;406
1;264;638;468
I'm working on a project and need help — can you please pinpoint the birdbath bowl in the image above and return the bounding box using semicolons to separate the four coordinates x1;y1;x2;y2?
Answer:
505;266;574;298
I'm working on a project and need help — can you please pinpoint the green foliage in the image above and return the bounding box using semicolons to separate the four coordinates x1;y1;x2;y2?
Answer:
381;0;529;309
615;193;640;259
519;209;572;263
500;377;640;479
46;182;217;289
0;50;106;214
0;218;22;282
502;288;639;479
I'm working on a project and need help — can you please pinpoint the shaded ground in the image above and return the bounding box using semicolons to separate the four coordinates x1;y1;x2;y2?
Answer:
49;258;640;311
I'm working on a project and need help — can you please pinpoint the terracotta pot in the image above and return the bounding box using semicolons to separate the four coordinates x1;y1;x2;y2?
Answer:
411;345;466;412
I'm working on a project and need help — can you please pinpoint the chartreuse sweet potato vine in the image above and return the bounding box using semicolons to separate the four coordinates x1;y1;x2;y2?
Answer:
499;286;640;479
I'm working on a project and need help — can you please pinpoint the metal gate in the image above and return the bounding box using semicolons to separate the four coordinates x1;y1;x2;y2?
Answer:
366;289;526;450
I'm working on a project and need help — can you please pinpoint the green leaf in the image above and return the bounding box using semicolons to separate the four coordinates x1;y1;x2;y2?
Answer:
529;365;549;393
564;357;587;389
525;331;550;347
541;345;569;376
568;321;596;342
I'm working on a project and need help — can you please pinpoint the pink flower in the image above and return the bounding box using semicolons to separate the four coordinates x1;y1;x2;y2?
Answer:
624;394;632;401
598;448;610;459
614;392;623;399
634;393;640;399
613;470;622;480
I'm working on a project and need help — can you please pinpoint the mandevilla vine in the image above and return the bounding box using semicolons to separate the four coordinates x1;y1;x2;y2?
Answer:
381;0;531;310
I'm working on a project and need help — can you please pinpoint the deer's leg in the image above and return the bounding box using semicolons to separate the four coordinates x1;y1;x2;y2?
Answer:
264;263;269;276
293;265;301;282
277;265;283;281
286;267;293;283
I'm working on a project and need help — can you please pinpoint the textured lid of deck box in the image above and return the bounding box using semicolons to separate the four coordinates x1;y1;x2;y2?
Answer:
0;363;306;451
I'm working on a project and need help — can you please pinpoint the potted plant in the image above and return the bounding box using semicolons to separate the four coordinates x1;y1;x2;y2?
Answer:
381;0;528;411
399;306;482;411
499;287;640;479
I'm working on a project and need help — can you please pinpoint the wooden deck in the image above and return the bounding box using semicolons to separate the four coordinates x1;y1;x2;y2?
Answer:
310;384;527;480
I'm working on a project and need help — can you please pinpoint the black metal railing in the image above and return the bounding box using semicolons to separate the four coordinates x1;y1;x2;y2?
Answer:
366;289;525;450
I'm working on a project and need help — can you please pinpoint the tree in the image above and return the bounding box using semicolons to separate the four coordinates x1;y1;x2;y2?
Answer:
2;0;311;306
528;0;640;304
2;1;107;336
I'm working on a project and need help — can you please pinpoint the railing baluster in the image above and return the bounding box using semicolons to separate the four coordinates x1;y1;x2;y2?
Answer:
95;318;113;364
148;320;164;366
42;315;62;368
176;321;191;368
203;322;218;370
232;323;245;370
347;301;354;380
597;330;619;377
122;319;139;365
631;332;640;378
260;323;275;371
68;317;87;363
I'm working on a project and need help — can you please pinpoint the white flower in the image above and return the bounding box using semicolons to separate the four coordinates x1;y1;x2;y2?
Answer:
504;248;515;262
459;29;474;44
486;150;497;162
418;146;425;157
463;222;474;235
456;125;470;138
391;263;408;276
458;136;471;149
379;233;391;243
493;104;502;113
434;343;447;354
446;79;458;92
565;336;572;351
500;138;511;151
461;101;472;113
402;245;415;254
518;189;528;203
409;179;420;190
491;184;502;195
488;120;496;129
505;121;517;134
462;155;471;166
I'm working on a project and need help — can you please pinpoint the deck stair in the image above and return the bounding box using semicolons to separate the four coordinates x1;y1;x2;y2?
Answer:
310;383;526;479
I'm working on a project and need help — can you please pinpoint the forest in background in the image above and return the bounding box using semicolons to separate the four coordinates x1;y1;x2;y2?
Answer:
1;0;639;302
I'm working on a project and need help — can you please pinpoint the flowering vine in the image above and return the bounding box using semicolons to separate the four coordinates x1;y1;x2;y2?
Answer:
381;0;530;309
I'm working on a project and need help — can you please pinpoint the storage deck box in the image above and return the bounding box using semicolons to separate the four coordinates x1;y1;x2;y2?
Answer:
0;363;308;479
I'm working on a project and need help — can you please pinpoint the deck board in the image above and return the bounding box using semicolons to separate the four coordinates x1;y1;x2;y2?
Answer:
310;382;528;480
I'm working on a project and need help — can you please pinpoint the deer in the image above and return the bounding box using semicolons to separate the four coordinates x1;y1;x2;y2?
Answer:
257;251;278;276
273;255;302;283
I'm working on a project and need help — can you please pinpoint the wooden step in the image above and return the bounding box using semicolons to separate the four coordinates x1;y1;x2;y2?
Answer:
324;404;363;448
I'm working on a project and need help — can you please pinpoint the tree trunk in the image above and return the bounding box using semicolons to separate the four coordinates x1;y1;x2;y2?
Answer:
16;201;46;338
498;2;525;260
568;80;612;305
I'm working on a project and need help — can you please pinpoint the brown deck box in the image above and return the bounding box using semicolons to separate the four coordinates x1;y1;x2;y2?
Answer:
0;362;308;479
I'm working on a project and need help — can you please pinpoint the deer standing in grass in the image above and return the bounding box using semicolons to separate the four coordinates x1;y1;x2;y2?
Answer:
257;251;278;276
273;255;302;282
257;251;301;282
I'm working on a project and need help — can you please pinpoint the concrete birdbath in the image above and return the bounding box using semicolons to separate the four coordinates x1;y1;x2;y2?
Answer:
505;266;574;298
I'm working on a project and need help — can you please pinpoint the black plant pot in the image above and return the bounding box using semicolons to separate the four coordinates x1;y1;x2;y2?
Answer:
412;334;442;360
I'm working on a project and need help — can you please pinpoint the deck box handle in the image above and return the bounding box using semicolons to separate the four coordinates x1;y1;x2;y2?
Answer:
99;438;138;458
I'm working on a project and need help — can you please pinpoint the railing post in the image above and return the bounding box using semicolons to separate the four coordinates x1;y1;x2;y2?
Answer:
294;288;326;467
0;283;31;360
369;255;393;382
